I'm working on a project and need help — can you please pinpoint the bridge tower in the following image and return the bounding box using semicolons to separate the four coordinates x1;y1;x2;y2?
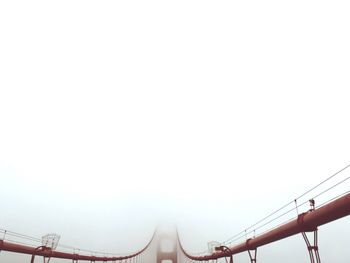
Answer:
156;231;177;263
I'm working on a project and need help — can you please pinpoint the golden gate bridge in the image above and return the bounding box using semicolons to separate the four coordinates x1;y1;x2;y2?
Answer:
1;164;350;263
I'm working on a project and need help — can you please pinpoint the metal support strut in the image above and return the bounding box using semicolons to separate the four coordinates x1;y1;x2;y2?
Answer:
301;199;321;263
224;254;233;263
302;229;321;263
30;246;49;263
247;249;257;263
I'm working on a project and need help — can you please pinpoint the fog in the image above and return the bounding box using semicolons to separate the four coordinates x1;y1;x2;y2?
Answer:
1;0;350;262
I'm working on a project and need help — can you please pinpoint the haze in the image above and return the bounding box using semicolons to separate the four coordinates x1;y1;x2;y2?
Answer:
1;1;350;262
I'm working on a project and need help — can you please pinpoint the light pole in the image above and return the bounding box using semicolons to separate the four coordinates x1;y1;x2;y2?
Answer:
215;246;233;263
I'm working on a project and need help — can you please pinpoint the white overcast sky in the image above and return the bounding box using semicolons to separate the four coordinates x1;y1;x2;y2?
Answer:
1;1;350;263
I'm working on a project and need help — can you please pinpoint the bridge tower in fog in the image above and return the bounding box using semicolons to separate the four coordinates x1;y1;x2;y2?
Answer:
156;231;178;263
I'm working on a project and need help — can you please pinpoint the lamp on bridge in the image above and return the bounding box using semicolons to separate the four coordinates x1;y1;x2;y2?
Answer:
214;245;233;263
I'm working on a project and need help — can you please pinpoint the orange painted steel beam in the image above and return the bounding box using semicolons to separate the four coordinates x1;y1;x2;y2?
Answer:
0;231;155;261
179;192;350;260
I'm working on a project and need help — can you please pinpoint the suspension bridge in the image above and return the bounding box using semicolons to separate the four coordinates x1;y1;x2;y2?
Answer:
1;165;350;263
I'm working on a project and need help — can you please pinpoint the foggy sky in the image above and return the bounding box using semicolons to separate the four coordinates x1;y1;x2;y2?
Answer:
1;0;350;262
